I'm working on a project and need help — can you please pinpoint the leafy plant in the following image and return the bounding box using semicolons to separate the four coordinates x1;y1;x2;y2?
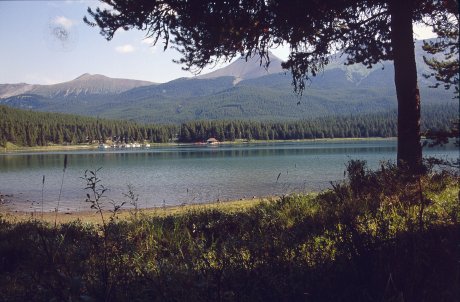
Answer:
82;168;108;227
123;184;140;220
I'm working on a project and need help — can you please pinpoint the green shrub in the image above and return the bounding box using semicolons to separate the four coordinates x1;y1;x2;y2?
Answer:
0;161;458;301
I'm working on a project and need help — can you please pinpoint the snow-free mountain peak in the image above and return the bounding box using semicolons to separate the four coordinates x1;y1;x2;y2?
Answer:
198;52;285;84
74;73;92;80
0;74;155;99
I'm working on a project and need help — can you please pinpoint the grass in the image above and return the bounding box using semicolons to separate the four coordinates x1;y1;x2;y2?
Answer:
1;141;99;152
3;197;276;225
0;161;458;301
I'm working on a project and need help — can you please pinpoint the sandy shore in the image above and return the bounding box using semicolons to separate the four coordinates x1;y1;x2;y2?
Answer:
0;196;280;224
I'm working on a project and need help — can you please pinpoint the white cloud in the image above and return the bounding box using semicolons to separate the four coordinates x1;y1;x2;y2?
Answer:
53;16;74;29
115;44;136;53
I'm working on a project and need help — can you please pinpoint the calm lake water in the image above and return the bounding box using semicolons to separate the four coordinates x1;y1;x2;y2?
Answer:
0;139;457;212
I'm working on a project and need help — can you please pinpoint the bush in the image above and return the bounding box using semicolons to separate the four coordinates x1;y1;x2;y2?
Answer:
0;161;458;301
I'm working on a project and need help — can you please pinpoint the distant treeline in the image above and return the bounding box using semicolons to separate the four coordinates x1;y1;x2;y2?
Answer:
0;104;456;147
0;105;176;147
178;104;457;142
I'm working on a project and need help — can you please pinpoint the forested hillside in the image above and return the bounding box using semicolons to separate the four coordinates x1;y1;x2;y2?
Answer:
0;106;176;147
178;104;456;142
0;104;456;147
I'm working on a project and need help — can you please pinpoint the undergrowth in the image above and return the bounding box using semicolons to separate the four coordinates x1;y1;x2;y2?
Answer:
0;161;458;301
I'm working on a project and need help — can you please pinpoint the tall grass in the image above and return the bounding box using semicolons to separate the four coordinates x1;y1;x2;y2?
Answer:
54;154;67;227
41;175;45;220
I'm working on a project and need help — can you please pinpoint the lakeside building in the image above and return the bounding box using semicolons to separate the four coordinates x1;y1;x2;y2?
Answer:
206;138;219;145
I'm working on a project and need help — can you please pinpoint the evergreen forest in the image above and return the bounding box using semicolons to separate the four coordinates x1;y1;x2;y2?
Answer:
0;104;456;147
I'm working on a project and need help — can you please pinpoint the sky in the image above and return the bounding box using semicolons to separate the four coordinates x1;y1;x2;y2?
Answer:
0;0;436;85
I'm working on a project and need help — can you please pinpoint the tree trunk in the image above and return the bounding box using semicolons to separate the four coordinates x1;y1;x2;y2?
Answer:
390;0;422;172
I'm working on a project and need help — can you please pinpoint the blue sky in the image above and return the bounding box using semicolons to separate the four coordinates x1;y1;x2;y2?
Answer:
0;1;434;85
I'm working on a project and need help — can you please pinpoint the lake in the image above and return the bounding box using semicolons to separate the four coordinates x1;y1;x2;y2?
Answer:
0;139;457;212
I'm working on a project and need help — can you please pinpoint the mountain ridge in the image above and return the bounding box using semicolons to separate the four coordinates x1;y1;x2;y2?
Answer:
197;52;285;83
0;73;154;99
0;39;455;124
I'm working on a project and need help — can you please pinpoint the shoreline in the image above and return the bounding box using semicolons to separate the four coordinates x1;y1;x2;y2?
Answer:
1;195;284;224
0;137;397;154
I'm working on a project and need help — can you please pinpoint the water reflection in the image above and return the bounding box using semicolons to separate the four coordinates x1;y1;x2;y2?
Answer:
0;141;399;172
0;140;456;212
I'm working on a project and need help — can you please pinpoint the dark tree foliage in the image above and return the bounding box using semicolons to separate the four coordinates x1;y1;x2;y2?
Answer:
420;1;459;146
422;0;459;96
84;0;459;172
177;105;456;142
0;106;176;147
178;115;397;142
1;104;455;147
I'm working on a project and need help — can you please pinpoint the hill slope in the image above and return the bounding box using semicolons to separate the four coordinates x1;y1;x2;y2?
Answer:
198;52;285;83
0;40;455;123
0;74;154;99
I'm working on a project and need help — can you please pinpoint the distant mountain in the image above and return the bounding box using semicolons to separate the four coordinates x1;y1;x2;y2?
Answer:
0;83;34;99
322;39;439;88
0;40;455;123
198;52;285;83
0;73;154;99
